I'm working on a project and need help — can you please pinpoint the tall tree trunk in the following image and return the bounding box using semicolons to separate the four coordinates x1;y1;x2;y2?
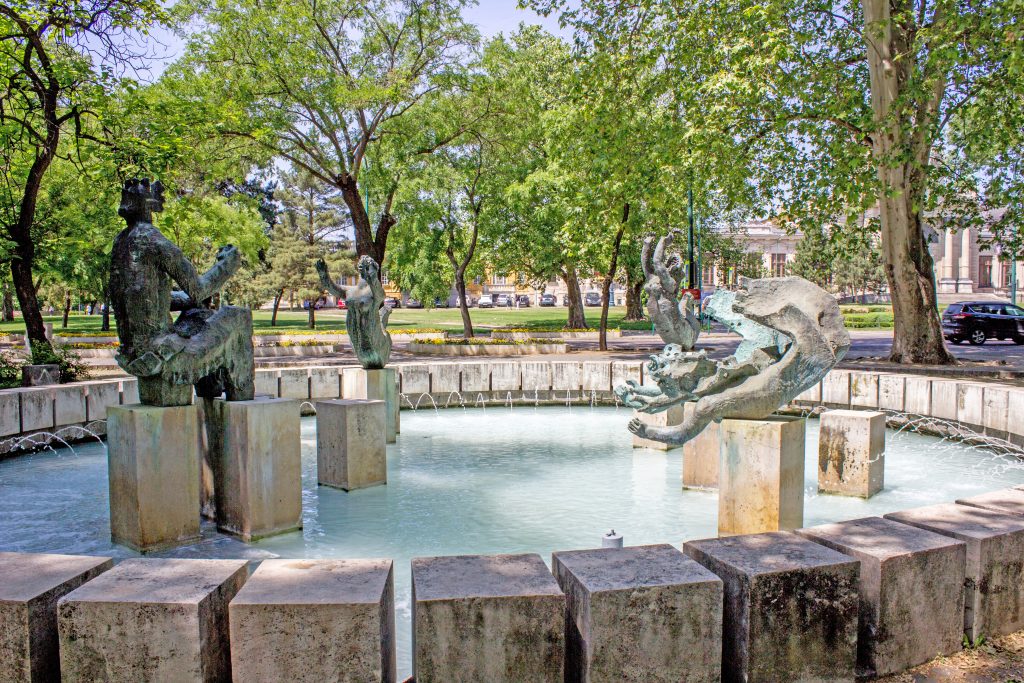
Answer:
624;271;644;321
563;263;588;329
863;0;953;365
62;291;71;329
271;291;283;326
335;173;396;268
455;276;473;338
1;282;14;322
308;302;316;329
599;206;629;351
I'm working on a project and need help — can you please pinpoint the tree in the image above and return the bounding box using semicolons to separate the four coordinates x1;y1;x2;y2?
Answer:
789;225;836;290
175;0;478;268
531;0;1021;364
0;0;163;345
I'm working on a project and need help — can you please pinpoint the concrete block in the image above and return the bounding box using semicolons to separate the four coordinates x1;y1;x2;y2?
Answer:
878;374;905;412
344;368;398;443
1008;390;1024;443
230;559;396;683
412;553;564;682
817;410;885;498
428;363;461;395
551;362;583;392
797;517;966;677
317;399;386;491
684;532;859;683
903;376;931;415
21;364;59;387
53;385;86;426
632;405;684;451
400;364;431;395
982;386;1009;436
254;369;279;398
958;487;1024;517
107;404;201;552
581;362;612;393
459;363;490;393
956;382;985;429
793;380;822;404
84;381;120;423
822;370;851;407
209;398;302;542
0;552;112;682
886;503;1024;639
931;380;958;420
119;378;139;406
683;409;720;490
521;361;552;392
849;371;880;408
58;558;248;682
611;362;642;391
718;416;805;536
19;388;53;433
0;389;21;436
309;367;341;399
490;363;521;392
278;369;310;400
552;544;723;682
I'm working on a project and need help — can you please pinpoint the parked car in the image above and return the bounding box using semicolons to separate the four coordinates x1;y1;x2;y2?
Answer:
942;301;1024;345
383;297;401;308
336;299;347;310
515;294;531;307
539;293;557;307
477;294;494;308
432;298;450;308
406;298;424;309
495;293;514;307
584;291;602;306
302;298;325;310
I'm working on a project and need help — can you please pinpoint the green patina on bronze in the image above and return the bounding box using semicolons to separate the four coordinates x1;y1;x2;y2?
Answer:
109;179;255;406
316;256;392;369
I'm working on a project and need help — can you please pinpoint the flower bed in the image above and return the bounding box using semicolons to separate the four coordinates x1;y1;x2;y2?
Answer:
407;338;568;356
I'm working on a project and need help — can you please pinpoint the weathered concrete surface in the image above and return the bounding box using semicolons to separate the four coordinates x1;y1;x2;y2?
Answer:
610;361;642;390
19;388;53;433
278;368;310;400
958;487;1024;516
822;371;851;407
21;364;59;387
344;368;398;443
489;363;521;392
459;363;490;393
230;559;396;683
428;363;460;395
983;386;1010;437
551;362;583;392
632;405;684;451
400;365;430;395
58;558;248;682
956;382;985;429
718;417;805;535
817;409;885;498
886;503;1024;640
53;385;87;426
551;544;722;682
119;378;140;405
0;389;20;436
0;552;112;683
207;398;301;542
317;399;387;491
107;404;201;551
684;531;859;683
581;362;612;393
84;381;120;423
903;377;931;415
930;380;958;420
412;553;564;682
682;402;719;490
254;370;279;398
797;516;966;678
849;371;879;408
309;367;341;399
521;361;552;392
877;374;905;412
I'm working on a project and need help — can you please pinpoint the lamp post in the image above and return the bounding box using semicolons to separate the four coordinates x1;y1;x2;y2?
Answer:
687;187;696;290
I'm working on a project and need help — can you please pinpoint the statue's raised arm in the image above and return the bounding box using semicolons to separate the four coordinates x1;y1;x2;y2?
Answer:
315;259;349;300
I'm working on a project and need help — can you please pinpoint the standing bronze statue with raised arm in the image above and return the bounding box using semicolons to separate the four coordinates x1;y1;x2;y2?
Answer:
109;179;255;406
316;255;392;369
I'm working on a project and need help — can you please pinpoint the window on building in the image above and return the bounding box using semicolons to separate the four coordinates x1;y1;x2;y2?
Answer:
380;272;390;286
979;256;993;289
492;274;508;286
770;253;787;278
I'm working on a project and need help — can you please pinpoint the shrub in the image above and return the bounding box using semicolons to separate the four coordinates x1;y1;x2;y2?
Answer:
0;352;21;389
30;342;89;383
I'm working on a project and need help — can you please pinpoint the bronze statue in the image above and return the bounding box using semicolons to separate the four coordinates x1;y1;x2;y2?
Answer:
316;256;392;369
109;179;255;406
643;230;701;350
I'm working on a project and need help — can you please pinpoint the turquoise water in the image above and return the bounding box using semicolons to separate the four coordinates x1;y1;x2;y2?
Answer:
1;406;1022;677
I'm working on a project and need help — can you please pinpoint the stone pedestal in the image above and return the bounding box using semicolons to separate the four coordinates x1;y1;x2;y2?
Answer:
0;552;112;682
886;503;1024;640
57;558;248;682
797;517;966;678
209;398;302;542
684;532;859;683
412;553;564;682
632;404;684;451
957;486;1024;516
551;544;723;682
344;368;398;443
683;404;719;490
818;409;885;498
230;559;396;682
107;404;202;552
316;399;386;491
21;364;59;387
718;416;805;536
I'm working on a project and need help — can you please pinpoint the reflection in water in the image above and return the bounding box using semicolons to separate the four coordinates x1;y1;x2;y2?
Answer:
1;407;1022;677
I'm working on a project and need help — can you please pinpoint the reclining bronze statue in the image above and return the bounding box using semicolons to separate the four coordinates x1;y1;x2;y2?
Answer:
109;179;255;407
316;256;392;369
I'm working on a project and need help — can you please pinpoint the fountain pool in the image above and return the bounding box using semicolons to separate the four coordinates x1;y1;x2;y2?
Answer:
1;405;1022;677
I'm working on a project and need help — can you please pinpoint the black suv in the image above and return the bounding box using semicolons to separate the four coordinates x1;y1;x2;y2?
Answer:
942;301;1024;345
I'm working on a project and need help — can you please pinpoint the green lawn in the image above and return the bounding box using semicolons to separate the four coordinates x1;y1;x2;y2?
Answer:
0;306;652;336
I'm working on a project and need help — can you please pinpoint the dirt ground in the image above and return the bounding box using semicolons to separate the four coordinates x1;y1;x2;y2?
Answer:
878;632;1024;682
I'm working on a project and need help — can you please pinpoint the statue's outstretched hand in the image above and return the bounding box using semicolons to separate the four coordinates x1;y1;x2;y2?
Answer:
216;245;241;274
627;418;648;438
